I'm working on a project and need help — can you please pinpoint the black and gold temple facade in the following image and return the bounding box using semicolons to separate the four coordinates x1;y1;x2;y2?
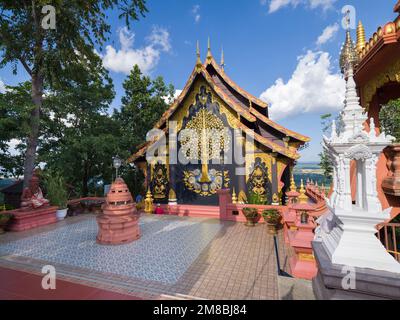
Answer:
130;44;310;206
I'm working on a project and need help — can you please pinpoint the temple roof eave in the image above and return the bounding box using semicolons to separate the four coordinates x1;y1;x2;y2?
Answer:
356;18;400;71
206;57;269;109
249;107;311;143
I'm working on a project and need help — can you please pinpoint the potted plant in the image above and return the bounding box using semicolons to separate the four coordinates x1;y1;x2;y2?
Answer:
380;99;400;196
0;213;12;234
248;192;267;205
262;209;281;235
45;172;69;221
242;207;259;227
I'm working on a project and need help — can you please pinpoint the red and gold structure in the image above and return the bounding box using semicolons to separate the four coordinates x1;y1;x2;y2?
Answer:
96;178;140;245
351;1;400;221
287;180;317;280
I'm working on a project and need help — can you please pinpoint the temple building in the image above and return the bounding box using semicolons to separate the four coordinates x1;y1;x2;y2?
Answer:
340;1;400;220
129;42;309;206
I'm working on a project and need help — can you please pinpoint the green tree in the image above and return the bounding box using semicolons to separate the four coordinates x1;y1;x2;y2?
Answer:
0;0;147;187
39;58;119;197
319;113;334;180
379;98;400;142
0;82;32;177
115;65;175;154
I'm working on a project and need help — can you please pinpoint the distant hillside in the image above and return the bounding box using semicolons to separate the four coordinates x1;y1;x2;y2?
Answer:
293;162;331;187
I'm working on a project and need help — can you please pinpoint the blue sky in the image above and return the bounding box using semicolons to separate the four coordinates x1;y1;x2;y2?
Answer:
1;0;398;162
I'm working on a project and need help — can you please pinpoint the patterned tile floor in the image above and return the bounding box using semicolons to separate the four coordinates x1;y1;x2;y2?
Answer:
0;214;290;300
0;215;221;284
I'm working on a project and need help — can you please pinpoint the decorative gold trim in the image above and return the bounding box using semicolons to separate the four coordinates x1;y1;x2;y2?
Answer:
299;253;315;262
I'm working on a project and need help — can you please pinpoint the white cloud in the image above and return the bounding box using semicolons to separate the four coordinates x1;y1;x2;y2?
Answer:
192;5;201;23
0;79;6;93
260;51;345;121
316;23;339;45
7;139;22;156
101;26;171;75
163;89;182;105
264;0;336;13
174;89;183;100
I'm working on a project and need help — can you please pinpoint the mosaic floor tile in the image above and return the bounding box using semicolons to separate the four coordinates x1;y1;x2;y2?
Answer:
0;215;222;285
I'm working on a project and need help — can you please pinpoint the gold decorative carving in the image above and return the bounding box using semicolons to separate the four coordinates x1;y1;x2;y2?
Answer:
168;188;177;201
299;253;315;262
144;189;154;214
183;168;230;197
150;163;169;200
181;104;231;183
232;188;237;204
247;157;270;201
246;153;272;183
272;193;280;204
363;59;400;110
172;80;239;132
238;190;248;204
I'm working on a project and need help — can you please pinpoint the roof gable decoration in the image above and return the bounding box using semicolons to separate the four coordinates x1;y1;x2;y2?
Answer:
130;42;310;162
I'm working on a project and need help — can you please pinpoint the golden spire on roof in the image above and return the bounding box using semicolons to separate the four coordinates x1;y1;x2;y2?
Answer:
339;12;358;74
298;179;309;204
290;175;297;192
356;21;366;55
196;40;202;72
206;37;212;64
220;47;225;70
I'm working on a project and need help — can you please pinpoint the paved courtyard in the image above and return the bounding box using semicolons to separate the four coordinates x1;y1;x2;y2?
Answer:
0;214;291;300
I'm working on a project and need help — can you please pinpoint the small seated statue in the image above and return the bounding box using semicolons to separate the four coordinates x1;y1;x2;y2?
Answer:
20;171;50;210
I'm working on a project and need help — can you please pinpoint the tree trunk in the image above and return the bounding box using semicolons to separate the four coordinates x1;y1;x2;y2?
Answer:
23;74;43;188
22;3;43;189
82;161;89;197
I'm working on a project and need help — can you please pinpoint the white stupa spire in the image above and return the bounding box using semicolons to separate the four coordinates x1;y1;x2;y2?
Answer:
317;63;399;274
338;65;367;141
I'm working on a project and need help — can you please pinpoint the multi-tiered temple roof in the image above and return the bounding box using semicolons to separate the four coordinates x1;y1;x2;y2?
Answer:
130;43;310;163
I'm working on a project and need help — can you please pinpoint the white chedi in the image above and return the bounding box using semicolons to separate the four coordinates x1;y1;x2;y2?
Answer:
315;66;400;273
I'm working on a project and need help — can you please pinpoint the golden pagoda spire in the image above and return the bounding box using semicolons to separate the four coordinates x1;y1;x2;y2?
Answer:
196;40;202;72
206;37;212;63
298;179;309;204
290;175;297;192
339;10;358;74
232;188;237;204
356;20;366;55
220;47;225;70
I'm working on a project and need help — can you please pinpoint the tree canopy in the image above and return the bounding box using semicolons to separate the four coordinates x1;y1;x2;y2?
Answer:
0;0;147;187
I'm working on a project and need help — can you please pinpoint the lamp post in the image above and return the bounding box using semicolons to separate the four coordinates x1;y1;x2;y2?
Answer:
113;155;122;179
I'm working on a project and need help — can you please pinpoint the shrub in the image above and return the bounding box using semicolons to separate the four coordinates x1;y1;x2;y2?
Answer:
379;99;400;142
248;192;267;205
0;213;13;222
262;209;281;224
44;171;68;209
242;207;259;219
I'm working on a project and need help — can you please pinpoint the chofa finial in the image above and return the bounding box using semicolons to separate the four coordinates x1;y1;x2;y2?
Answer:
196;40;202;71
220;47;225;70
206;37;212;63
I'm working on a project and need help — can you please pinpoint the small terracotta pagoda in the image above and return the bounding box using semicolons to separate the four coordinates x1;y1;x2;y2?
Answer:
96;178;140;245
7;170;57;232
